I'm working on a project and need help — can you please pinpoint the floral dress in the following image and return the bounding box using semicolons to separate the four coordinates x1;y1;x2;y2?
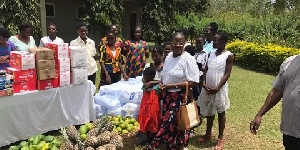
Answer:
124;40;149;78
147;52;200;150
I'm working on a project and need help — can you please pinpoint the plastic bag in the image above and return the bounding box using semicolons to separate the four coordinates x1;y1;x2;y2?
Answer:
94;94;121;109
107;105;123;116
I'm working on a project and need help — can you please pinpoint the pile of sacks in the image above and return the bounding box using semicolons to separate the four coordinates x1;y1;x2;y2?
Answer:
94;76;143;119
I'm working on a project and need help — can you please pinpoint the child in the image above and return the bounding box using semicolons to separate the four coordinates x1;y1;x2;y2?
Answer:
194;35;207;92
162;41;171;61
185;45;200;100
197;31;234;150
0;28;13;70
137;67;161;144
39;23;64;47
99;30;128;86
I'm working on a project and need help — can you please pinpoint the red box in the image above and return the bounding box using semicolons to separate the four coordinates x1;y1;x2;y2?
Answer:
37;78;59;90
0;88;14;97
6;67;36;82
45;43;69;59
10;51;35;70
13;79;36;93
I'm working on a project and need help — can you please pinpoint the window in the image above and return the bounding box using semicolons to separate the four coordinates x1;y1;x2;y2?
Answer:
45;3;55;18
77;6;84;19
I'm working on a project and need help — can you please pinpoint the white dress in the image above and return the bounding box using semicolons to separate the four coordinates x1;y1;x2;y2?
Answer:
162;52;200;92
197;50;232;116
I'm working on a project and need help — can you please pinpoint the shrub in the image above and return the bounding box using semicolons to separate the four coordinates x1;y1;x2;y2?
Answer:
226;40;300;74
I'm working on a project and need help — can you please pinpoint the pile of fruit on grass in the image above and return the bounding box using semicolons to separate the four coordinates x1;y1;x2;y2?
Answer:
60;116;125;150
9;134;61;150
108;115;139;134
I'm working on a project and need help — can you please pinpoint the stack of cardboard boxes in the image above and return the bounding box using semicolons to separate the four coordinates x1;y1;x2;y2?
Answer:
8;51;36;93
29;48;58;90
69;46;87;85
46;43;70;87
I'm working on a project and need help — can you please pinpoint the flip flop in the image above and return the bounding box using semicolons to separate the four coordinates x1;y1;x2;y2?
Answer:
214;139;225;150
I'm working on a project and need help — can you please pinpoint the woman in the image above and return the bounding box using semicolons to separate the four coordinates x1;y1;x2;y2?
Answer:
70;22;98;85
203;22;218;53
99;31;127;86
39;23;64;47
9;21;36;51
123;26;149;78
147;32;200;150
196;31;234;150
0;28;13;70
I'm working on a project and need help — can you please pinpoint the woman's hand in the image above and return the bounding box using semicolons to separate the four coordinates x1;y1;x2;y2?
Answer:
207;88;220;94
105;74;111;84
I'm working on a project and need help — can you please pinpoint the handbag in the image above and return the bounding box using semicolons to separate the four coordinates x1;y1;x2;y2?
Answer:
177;81;201;130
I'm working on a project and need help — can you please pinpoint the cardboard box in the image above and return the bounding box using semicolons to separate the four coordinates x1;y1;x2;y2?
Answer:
37;78;59;90
69;46;87;67
0;88;14;97
37;69;56;80
10;51;35;70
56;58;70;73
36;60;55;70
45;43;69;59
29;47;54;60
71;67;87;85
6;67;36;82
13;79;36;93
58;71;71;87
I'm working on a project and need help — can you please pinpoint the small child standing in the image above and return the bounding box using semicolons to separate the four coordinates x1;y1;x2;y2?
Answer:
138;67;161;143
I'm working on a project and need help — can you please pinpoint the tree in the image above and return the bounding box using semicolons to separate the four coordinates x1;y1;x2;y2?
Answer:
0;0;41;36
141;0;208;44
141;0;175;45
82;0;124;37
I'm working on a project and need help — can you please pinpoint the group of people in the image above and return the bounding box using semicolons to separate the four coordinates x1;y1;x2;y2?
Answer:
135;22;234;150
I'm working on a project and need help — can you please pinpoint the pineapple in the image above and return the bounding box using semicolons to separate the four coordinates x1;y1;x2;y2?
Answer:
101;122;114;132
95;146;106;150
87;128;100;137
84;136;98;148
60;140;74;150
85;147;95;150
103;144;116;150
110;138;123;149
110;131;118;137
60;127;74;150
97;131;111;145
92;119;101;128
66;125;80;142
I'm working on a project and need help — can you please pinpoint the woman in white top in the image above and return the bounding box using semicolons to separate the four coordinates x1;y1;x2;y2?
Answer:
8;21;36;51
147;32;199;150
39;23;64;47
70;23;98;85
196;31;234;150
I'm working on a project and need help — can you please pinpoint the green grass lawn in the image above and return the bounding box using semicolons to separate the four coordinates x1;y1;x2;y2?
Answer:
2;65;283;150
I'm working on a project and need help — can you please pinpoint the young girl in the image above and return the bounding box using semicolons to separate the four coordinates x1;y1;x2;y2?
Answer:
99;31;127;86
138;67;161;143
197;31;234;150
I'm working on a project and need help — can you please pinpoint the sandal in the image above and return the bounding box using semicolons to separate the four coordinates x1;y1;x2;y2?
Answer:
214;139;225;150
196;134;212;144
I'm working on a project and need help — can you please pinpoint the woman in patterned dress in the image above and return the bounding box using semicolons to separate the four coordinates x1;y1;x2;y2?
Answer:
123;26;149;78
147;32;200;150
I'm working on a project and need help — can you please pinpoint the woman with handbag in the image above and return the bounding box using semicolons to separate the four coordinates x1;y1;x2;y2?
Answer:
146;32;200;150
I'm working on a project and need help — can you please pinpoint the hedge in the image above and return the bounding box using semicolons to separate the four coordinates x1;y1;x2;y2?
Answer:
226;40;300;74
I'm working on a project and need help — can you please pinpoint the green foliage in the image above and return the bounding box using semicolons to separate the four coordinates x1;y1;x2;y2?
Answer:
0;0;41;36
82;0;124;37
141;0;208;44
226;40;300;74
141;0;175;45
174;12;203;43
199;11;300;48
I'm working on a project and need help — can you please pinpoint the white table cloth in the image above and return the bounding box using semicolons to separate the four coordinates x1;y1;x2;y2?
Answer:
0;81;96;147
